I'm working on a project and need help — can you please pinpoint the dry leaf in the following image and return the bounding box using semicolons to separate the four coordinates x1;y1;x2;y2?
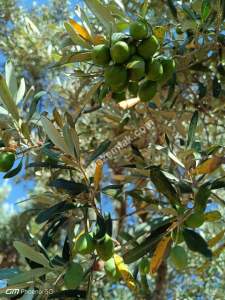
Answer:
208;230;225;247
114;254;136;291
204;211;222;222
69;18;92;42
185;39;197;49
112;174;126;181
93;34;106;45
94;160;103;190
191;156;223;175
150;236;171;274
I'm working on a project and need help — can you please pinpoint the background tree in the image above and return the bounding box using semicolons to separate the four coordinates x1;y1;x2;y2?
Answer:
0;0;225;299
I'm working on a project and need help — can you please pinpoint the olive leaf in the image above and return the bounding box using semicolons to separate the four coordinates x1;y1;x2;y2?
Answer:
5;61;18;99
85;0;115;33
4;159;23;179
183;228;212;258
167;0;178;20
187;111;198;148
87;139;111;165
54;51;92;67
41;116;70;155
201;0;211;22
16;78;26;104
64;22;92;49
64;262;84;289
35;201;76;224
8;268;49;285
27;91;46;121
13;241;51;268
63;124;77;158
149;166;180;207
0;74;19;121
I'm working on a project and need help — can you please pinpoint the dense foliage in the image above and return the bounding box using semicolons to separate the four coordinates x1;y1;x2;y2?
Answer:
0;0;225;299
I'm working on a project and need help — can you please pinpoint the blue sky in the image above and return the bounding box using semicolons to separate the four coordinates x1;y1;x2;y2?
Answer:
0;0;118;217
0;0;90;215
0;0;66;212
19;0;48;8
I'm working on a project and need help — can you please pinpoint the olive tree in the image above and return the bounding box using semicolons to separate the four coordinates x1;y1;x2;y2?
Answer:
0;0;225;299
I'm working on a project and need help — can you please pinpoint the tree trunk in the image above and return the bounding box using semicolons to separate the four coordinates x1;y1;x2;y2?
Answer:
151;261;168;300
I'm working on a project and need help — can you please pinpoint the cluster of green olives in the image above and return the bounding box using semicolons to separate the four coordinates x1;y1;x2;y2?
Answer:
73;231;119;281
73;231;114;261
91;19;175;102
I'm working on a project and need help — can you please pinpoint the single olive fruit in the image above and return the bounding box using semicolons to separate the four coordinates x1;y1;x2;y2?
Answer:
139;257;149;275
137;35;159;59
128;81;139;96
104;65;128;89
74;232;95;255
170;246;188;270
64;262;84;289
112;91;126;102
96;234;114;261
92;44;111;65
159;58;176;83
110;41;130;64
147;58;164;81
138;80;157;102
104;257;121;281
127;55;145;81
0;152;15;172
129;21;148;40
185;212;204;228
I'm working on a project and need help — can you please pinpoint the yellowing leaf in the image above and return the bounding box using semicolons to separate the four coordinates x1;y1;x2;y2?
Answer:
69;18;92;42
93;34;106;45
191;156;223;175
94;160;103;190
112;174;126;181
53;108;64;128
114;254;136;291
208;230;225;247
185;39;197;49
150;236;171;274
153;26;167;42
64;22;91;49
213;242;225;257
118;97;140;109
204;210;222;222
